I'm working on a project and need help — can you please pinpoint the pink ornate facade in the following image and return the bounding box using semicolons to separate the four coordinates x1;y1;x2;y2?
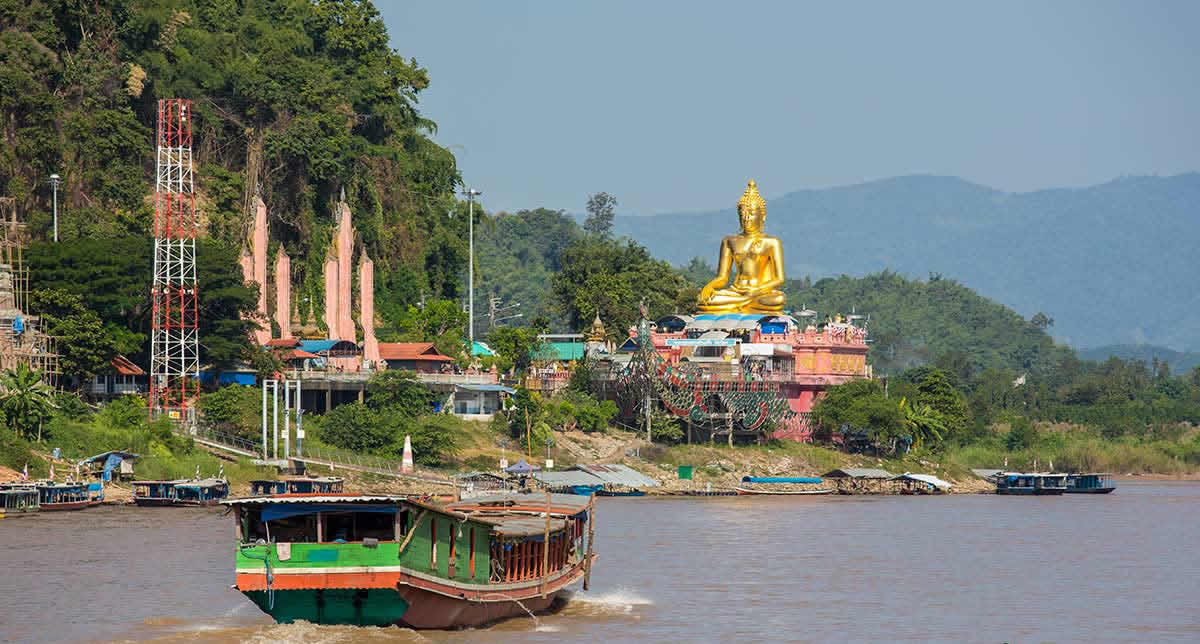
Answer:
626;315;871;442
239;193;379;360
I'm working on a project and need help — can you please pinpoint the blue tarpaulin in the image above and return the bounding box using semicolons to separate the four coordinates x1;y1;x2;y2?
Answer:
102;453;123;481
261;503;397;523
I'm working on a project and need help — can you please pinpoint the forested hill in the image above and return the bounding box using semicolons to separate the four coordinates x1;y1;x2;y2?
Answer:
2;0;468;325
612;173;1200;352
2;0;480;378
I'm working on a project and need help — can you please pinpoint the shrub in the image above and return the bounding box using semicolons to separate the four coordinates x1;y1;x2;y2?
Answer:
321;403;394;452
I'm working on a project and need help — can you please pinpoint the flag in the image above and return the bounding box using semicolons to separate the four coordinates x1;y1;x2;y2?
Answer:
49;463;55;480
21;462;28;481
218;464;224;480
195;465;200;480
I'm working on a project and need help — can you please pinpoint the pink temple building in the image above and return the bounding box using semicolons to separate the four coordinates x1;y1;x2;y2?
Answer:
597;313;870;442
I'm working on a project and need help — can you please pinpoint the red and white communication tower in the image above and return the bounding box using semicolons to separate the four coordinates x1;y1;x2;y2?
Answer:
150;99;200;425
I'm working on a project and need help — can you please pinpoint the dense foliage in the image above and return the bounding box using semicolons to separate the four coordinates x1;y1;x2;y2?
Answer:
3;0;466;376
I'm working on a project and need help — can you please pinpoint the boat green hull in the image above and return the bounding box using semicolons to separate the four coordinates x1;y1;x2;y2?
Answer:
244;588;410;627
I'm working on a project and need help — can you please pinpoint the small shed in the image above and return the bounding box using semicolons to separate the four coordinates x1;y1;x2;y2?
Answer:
822;467;894;493
891;472;952;494
78;451;141;482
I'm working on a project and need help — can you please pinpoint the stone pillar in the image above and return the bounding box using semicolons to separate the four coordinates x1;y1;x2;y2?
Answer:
359;253;380;363
274;247;291;339
323;256;339;340
251;196;270;345
335;201;354;342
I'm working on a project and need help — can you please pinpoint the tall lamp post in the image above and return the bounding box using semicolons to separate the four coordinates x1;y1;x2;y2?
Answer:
463;188;482;346
48;173;61;242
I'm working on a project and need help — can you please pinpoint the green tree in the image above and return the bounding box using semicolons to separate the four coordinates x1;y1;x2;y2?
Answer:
904;367;971;440
1006;416;1038;451
366;370;436;417
0;364;57;441
899;397;948;450
400;414;459;466
583;192;618;237
551;236;694;333
487;326;542;374
320;402;393;452
810;378;905;445
29;288;117;388
196;385;261;440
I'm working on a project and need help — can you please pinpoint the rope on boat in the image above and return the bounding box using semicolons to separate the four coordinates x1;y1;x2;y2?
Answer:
240;544;275;610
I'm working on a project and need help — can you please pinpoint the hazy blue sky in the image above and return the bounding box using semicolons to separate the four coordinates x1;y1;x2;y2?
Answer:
382;1;1200;215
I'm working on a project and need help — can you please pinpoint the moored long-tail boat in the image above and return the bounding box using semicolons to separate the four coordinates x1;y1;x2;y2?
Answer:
225;492;596;629
734;486;834;495
1064;473;1116;494
735;476;832;495
0;486;40;517
133;478;229;506
36;482;97;511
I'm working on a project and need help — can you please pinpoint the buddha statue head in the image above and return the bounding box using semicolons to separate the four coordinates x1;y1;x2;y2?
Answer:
737;180;767;235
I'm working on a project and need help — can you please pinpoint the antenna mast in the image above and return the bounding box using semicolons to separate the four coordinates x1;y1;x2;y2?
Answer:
150;99;200;425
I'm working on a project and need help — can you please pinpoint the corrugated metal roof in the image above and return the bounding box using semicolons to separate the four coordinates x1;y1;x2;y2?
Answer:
573;464;660;488
487;516;568;537
222;494;407;506
822;468;894;479
890;473;952;490
448;492;592;514
532;470;605;487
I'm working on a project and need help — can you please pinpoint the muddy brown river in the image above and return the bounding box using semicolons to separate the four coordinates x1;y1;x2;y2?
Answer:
2;482;1198;643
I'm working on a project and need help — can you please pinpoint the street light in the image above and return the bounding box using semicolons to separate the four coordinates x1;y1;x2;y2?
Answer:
462;188;482;346
48;173;61;242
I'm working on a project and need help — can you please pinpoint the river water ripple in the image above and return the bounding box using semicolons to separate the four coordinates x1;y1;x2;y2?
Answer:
2;481;1198;643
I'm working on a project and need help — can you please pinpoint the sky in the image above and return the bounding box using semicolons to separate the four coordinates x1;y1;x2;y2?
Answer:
382;1;1200;215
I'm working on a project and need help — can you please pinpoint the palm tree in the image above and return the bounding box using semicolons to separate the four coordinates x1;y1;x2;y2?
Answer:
899;396;947;450
0;363;57;442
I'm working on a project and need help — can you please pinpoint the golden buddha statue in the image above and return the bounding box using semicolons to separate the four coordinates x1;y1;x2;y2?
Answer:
696;180;786;314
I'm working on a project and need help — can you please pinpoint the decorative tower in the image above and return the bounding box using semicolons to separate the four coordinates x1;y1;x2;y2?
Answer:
150;99;200;425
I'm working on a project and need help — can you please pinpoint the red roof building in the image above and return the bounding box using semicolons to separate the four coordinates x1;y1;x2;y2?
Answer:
377;342;455;373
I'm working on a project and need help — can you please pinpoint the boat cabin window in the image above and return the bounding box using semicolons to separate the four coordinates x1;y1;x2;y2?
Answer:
239;507;397;543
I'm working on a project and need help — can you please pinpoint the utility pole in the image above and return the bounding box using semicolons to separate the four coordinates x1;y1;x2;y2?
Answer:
463;188;482;345
48;174;61;242
488;293;522;331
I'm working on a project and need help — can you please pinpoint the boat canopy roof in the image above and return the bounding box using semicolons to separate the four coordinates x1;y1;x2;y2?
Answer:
482;516;569;537
891;473;952;489
222;494;408;506
822;468;894;479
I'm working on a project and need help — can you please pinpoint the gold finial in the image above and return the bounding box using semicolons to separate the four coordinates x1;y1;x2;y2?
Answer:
737;179;766;214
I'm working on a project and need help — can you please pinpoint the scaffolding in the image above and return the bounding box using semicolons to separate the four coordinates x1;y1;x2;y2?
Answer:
0;197;60;384
149;99;200;425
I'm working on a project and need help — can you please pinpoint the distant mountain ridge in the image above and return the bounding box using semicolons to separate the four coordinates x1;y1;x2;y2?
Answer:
611;173;1200;352
1078;344;1200;376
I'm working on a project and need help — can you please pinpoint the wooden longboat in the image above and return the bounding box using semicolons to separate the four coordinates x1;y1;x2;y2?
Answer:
133;478;229;507
994;472;1067;495
250;477;345;496
225;492;596;629
1064;473;1116;494
0;486;40;517
36;482;96;511
734;486;834;496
